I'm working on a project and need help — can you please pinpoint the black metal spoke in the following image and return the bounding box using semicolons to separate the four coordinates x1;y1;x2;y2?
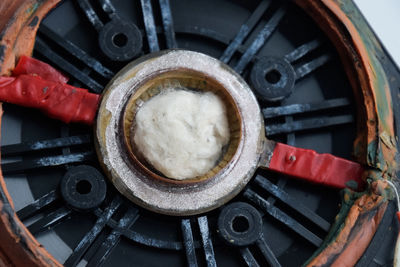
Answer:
266;101;295;205
2;135;90;156
34;37;103;93
240;247;259;267
256;237;282;267
244;189;323;247
99;0;118;19
250;37;332;102
38;26;114;79
140;0;160;52
87;207;139;267
76;0;142;61
285;117;295;146
284;39;322;63
263;98;350;119
27;206;71;235
266;177;288;207
64;196;123;267
198;216;217;267
175;25;229;44
234;6;286;73
180;216;216;266
181;219;198;267
121;227;183;250
217;202;280;266
76;0;122;30
159;0;177;48
92;209;183;250
283;38;331;80
2;151;94;175
266;114;353;136
295;54;331;80
220;0;271;63
254;176;331;231
60;126;72;157
139;0;177;51
17;190;59;221
77;0;104;31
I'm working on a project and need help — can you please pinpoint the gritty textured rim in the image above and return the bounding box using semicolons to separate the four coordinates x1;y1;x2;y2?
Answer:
95;50;264;216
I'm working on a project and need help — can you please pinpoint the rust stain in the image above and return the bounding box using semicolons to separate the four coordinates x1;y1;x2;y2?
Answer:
306;181;388;267
0;204;62;267
295;0;399;266
322;0;397;177
0;1;62;266
295;0;398;174
0;0;61;76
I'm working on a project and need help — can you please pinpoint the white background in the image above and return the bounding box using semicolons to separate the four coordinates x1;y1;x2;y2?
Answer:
355;0;400;69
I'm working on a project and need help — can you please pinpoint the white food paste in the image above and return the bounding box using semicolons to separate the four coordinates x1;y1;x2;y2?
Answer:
133;89;230;180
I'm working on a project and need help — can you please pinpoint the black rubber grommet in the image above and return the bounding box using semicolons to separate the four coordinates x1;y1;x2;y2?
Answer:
60;165;107;211
217;202;263;247
250;57;296;102
98;19;142;61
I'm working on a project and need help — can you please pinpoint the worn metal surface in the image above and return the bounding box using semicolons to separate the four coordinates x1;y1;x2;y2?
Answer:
96;49;264;216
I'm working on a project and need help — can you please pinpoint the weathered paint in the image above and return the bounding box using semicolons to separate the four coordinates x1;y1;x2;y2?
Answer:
294;0;399;266
0;0;60;76
0;1;62;266
325;0;398;176
304;181;390;267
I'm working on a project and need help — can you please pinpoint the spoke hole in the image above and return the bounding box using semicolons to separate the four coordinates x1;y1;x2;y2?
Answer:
232;216;249;233
113;33;128;47
76;180;92;195
265;69;281;84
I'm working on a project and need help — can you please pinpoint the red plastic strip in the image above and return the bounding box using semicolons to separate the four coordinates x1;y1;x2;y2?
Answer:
12;55;69;84
269;142;365;190
0;75;99;124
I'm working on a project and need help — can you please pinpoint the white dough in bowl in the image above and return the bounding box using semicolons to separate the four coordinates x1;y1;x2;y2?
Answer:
133;89;230;180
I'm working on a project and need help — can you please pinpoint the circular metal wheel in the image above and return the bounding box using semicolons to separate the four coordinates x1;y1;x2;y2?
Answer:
0;0;399;266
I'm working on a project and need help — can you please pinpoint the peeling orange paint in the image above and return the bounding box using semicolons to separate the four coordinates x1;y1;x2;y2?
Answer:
0;1;62;266
306;181;388;267
295;0;399;266
0;0;60;76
